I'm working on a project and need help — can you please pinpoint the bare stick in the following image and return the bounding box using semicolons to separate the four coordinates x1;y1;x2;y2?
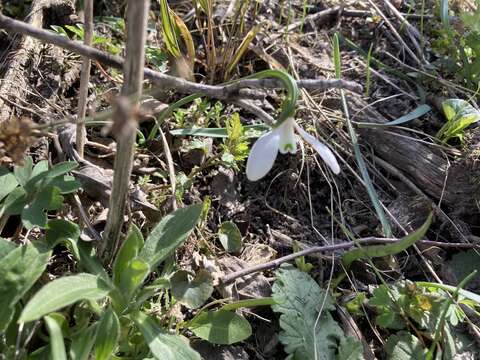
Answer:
220;238;478;284
0;12;362;95
76;0;93;158
101;0;150;261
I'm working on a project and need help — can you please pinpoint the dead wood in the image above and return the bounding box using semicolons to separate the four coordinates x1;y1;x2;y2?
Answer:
0;0;75;123
349;95;480;226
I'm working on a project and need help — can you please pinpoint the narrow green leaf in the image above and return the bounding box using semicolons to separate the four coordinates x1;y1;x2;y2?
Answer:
132;311;201;360
170;124;269;138
0;242;51;331
440;0;450;28
70;324;97;360
113;224;144;287
44;315;67;360
333;32;392;237
416;282;480;305
218;221;243;253
342;212;433;269
139;203;202;268
94;307;120;360
188;310;252;345
358;104;432;128
20;274;110;322
221;297;276;311
171;270;213;309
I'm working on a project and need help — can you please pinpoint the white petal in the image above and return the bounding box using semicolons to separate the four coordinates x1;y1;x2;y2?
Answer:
295;124;341;174
246;130;280;181
277;118;297;154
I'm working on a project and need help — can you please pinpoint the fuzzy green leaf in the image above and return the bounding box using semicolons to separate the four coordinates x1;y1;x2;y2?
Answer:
20;274;110;322
94;307;119;360
139;203;202;268
385;332;427;359
171;270;213;309
44;315;68;360
132;311;201;360
0;241;51;331
113;224;144;287
188;310;252;345
46;219;81;248
0;168;18;202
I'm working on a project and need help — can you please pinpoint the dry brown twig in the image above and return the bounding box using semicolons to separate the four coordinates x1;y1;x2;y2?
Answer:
76;0;93;158
100;0;150;261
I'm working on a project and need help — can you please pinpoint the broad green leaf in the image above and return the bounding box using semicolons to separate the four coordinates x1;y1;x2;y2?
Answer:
45;161;78;180
170;124;269;138
170;270;213;309
49;175;81;194
14;156;33;186
385;332;427;359
271;265;351;359
94;307;119;360
218;221;242;253
20;273;110;322
0;242;51;331
188;310;251;345
0;237;16;258
44;315;67;360
118;258;150;300
139;203;202;268
437;99;480;142
337;337;364;360
113;224;144;287
132;311;201;360
70;323;97;360
342;212;432;269
449;250;480;284
0;169;18;202
22;186;65;229
3;186;27;215
46;219;81;248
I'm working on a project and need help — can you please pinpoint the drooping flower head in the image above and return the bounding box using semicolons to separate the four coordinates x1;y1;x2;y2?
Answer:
246;118;340;181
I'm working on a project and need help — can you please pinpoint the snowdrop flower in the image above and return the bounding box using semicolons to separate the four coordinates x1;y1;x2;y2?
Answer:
246;118;340;181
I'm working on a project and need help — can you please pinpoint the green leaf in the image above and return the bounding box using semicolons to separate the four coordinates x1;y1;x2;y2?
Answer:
449;250;480;284
70;324;97;360
369;285;405;330
170;124;269;138
46;219;81;248
221;297;276;311
416;282;480;305
171;270;213;309
437;99;480;142
271;265;349;359
139;203;202;268
0;237;16;258
0;242;51;331
132;311;201;360
118;258;150;300
0;168;18;202
113;224;144;287
20;274;110;322
342;212;432;269
358;104;432;128
218;221;242;253
188;310;252;345
14;156;33;186
44;315;68;360
385;332;427;359
49;175;81;194
3;186;27;215
94;307;120;360
337;337;364;360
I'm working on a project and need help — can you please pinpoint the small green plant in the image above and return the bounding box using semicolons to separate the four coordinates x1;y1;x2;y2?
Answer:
219;113;250;171
0;157;80;229
0;203;255;358
436;98;480;142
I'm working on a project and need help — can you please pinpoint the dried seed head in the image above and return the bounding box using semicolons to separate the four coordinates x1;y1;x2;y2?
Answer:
0;116;38;165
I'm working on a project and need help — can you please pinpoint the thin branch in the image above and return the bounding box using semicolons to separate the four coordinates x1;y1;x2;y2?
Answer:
101;0;150;261
0;12;362;96
220;238;478;284
76;0;93;158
